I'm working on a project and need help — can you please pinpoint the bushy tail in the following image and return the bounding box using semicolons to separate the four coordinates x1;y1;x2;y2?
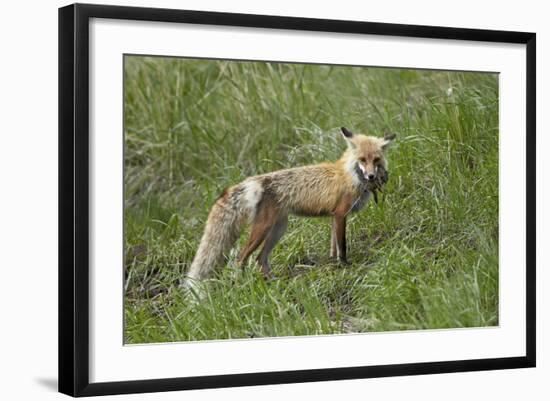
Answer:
185;184;254;284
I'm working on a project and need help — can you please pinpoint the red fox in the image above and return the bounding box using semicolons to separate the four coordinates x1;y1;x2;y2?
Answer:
186;127;395;284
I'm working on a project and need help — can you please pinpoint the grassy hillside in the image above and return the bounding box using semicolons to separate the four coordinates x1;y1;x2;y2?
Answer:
123;56;499;343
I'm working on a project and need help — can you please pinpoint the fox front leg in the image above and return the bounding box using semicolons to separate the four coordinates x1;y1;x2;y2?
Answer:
332;193;355;265
334;215;348;264
330;217;338;259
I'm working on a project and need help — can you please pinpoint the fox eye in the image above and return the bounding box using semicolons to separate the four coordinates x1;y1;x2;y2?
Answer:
358;157;366;163
373;157;381;164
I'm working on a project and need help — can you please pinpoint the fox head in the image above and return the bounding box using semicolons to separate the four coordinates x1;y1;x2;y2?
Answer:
340;127;396;182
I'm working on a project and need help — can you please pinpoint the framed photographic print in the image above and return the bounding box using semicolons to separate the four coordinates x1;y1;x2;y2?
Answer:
58;3;536;397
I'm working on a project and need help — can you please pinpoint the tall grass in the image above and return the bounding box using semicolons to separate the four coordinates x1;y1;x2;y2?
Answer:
124;56;499;343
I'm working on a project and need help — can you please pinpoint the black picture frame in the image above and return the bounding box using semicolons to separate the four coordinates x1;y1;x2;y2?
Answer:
59;3;536;397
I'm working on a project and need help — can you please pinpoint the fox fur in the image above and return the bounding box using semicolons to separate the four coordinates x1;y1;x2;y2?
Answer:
186;127;395;284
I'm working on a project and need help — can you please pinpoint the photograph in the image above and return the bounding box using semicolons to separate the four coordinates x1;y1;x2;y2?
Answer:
123;55;499;344
0;0;541;398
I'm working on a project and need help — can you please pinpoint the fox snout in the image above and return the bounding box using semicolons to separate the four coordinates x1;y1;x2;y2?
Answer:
357;163;377;181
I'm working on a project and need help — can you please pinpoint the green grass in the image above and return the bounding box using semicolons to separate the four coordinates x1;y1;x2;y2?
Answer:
123;56;499;343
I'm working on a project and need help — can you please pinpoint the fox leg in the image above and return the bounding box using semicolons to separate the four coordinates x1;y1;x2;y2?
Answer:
334;215;348;264
237;201;279;269
330;218;337;258
257;215;288;278
332;194;354;264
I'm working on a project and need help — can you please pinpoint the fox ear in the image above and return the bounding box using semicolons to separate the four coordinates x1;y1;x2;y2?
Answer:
382;132;396;150
340;127;356;148
341;127;354;138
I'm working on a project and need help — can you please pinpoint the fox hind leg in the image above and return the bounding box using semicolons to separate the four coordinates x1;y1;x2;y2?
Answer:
257;215;288;278
236;223;271;268
237;200;280;270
